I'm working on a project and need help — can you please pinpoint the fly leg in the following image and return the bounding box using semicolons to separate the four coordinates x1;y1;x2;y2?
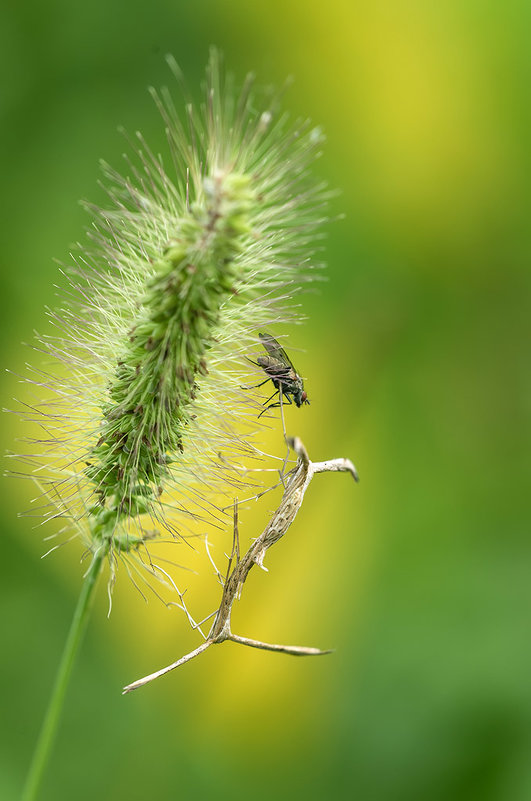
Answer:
257;389;280;418
240;378;271;390
259;390;292;417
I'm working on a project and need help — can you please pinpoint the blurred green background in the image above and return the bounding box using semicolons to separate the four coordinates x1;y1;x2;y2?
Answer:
1;1;530;799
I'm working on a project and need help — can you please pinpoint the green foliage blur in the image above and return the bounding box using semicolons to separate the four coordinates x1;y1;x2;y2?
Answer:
1;1;529;799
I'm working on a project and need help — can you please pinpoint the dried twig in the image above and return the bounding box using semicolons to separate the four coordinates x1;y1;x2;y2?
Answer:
123;436;358;693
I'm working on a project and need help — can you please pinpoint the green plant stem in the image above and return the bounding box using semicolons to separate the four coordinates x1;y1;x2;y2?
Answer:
22;547;106;801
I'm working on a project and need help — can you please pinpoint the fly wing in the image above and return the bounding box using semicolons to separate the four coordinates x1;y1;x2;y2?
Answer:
259;332;296;371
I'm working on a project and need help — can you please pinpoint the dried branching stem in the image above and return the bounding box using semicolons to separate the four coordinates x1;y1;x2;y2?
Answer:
123;436;358;693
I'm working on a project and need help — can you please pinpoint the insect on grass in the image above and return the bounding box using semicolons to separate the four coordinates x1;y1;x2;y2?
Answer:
244;332;310;418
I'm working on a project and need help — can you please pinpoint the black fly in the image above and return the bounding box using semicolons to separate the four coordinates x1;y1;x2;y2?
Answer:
245;332;310;417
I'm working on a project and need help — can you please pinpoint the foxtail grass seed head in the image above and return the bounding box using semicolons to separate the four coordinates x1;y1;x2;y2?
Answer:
12;50;329;590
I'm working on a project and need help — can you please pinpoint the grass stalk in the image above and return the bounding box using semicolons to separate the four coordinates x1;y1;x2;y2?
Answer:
22;547;106;801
